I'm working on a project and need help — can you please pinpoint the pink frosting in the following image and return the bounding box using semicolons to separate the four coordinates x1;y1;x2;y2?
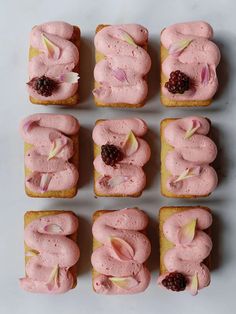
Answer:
91;208;151;294
164;116;218;195
93;24;151;104
20;213;80;294
92;118;150;196
158;208;212;294
161;21;220;100
20;114;79;194
28;21;79;100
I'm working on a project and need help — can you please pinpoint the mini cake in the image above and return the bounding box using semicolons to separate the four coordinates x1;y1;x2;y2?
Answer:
28;21;80;105
19;210;80;294
158;206;212;295
161;116;218;198
92;118;151;197
20;113;79;198
160;21;221;107
93;24;151;108
91;208;151;294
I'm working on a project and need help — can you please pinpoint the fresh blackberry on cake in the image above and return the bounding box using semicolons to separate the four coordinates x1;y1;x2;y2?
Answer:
28;75;57;97
162;272;187;292
101;144;123;167
165;70;190;94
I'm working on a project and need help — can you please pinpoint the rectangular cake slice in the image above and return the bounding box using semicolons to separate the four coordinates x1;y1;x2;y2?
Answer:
20;114;79;198
28;21;80;105
160;21;220;107
92;118;150;197
161;116;218;198
92;208;151;294
93;24;151;108
158;206;212;295
20;210;80;294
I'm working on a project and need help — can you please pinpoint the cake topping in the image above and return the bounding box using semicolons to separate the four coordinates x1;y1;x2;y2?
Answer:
101;144;123;167
92;119;150;196
93;24;151;104
28;21;79;101
158;208;212;295
91;208;151;294
20;113;79;194
165;70;190;94
162;272;187;292
161;21;220;100
28;75;57;97
164;116;218;196
19;213;80;294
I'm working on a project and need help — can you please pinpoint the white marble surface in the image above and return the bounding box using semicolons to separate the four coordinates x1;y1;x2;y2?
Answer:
0;0;236;313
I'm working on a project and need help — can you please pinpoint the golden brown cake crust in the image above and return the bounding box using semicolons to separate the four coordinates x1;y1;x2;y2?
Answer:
93;120;142;197
29;26;80;106
94;24;148;108
160;38;212;107
24;134;79;198
160;118;212;198
159;206;211;275
24;210;79;289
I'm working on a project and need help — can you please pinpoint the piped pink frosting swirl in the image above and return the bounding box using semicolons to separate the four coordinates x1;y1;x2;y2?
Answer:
92;118;151;196
28;21;79;100
164;116;217;195
20;113;79;194
161;21;220;100
92;208;151;294
20;213;80;294
158;208;212;294
93;24;151;104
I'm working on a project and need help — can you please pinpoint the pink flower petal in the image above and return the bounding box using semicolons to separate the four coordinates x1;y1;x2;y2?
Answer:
44;224;63;233
109;276;138;290
107;176;129;188
112;68;128;82
23;118;40;133
123;131;139;156
177;219;197;245
48;137;67;160
42;34;60;60
201;64;210;85
39;173;52;192
59;72;80;83
110;237;134;261
169;39;192;56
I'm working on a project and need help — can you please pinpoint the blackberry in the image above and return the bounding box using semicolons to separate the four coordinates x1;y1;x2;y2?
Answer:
28;75;57;97
162;272;187;292
165;70;190;94
101;144;123;167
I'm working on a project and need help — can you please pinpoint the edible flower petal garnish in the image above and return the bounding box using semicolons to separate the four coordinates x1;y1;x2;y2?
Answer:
59;72;80;84
174;168;195;183
107;176;129;188
178;219;197;245
48;137;67;160
46;264;59;291
112;68;128;82
110;237;134;261
39;173;52;192
23;118;40;133
42;34;60;60
119;29;137;47
201;64;210;85
44;224;63;233
123;131;139;156
109;276;138;290
184;120;201;139
169;39;192;56
190;273;199;296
